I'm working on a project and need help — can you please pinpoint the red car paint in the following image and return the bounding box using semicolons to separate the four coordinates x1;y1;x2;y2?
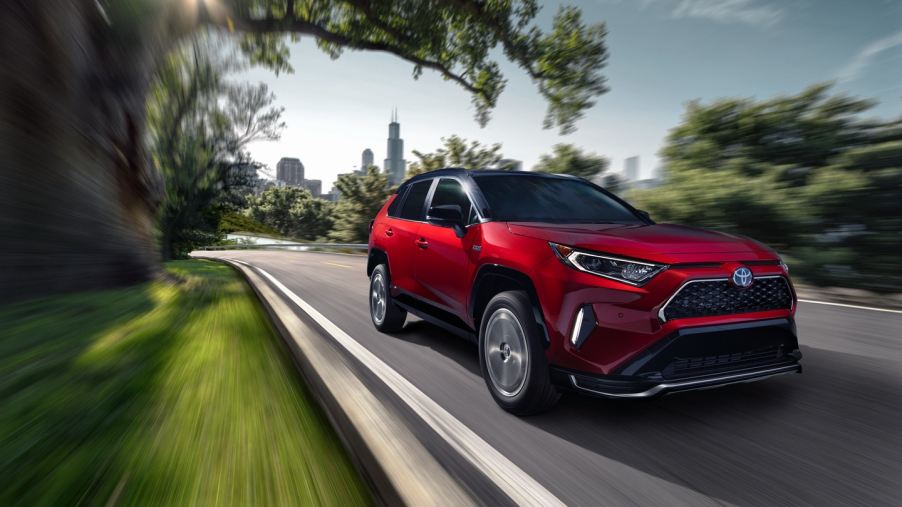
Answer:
368;169;799;390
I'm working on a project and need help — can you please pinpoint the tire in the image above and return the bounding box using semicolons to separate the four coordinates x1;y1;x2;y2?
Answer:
369;264;407;332
478;290;560;415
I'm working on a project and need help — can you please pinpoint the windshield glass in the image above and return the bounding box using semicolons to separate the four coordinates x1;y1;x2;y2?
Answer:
472;174;643;223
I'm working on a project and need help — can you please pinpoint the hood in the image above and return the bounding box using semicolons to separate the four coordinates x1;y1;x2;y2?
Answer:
507;222;777;264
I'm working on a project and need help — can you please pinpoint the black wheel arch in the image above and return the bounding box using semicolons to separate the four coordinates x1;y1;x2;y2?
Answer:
469;264;551;346
367;248;389;277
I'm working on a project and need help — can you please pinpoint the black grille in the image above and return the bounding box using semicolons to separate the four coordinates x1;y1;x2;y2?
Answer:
668;345;783;377
662;277;792;321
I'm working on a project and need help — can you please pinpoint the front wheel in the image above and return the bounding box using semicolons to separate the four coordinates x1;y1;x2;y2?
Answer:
369;264;407;332
479;291;560;415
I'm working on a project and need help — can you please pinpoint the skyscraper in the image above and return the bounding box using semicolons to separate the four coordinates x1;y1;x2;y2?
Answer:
301;179;322;198
276;157;305;186
360;149;374;174
624;156;640;182
383;109;406;185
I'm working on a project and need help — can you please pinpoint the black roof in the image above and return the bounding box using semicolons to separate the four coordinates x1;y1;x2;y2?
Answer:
398;167;576;190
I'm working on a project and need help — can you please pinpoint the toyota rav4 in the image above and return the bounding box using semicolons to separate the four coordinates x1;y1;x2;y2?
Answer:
367;169;801;414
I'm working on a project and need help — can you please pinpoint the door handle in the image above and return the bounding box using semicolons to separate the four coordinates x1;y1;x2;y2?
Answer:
385;227;393;237
415;238;429;249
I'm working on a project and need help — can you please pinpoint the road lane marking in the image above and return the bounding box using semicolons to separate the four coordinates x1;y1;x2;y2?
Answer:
323;261;353;269
234;259;565;507
798;299;902;315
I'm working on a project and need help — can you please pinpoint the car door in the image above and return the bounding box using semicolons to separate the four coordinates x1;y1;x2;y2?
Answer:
384;178;433;295
415;177;482;317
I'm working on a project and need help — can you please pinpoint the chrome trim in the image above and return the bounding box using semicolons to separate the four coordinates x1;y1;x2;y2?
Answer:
657;275;789;323
570;307;585;346
569;363;801;399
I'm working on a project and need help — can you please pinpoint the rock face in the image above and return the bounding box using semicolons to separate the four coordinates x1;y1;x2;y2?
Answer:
0;0;189;301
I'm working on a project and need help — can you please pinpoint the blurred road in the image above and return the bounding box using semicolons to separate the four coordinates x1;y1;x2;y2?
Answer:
200;250;902;506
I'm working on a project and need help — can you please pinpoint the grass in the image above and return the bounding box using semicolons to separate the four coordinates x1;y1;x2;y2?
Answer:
0;260;370;506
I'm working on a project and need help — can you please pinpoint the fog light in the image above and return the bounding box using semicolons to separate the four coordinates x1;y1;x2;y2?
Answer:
570;305;596;349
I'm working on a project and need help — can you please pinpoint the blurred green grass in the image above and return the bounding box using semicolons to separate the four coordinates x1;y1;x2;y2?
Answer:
0;260;370;506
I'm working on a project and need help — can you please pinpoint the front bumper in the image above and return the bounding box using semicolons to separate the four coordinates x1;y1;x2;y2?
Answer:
551;318;802;398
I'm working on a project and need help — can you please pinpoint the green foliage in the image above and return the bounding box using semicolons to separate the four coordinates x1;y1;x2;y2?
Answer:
329;167;392;243
407;135;504;178
217;0;609;133
601;172;625;195
0;260;369;505
630;84;902;292
533;143;609;179
246;186;335;240
149;35;284;259
219;211;280;235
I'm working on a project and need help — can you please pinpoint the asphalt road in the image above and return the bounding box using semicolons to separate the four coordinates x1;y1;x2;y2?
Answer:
201;250;902;506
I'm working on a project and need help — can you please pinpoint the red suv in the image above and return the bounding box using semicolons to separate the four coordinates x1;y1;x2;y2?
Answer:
367;169;801;414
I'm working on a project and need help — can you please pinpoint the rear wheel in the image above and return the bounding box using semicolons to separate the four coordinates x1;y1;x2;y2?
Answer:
479;291;559;415
369;264;406;332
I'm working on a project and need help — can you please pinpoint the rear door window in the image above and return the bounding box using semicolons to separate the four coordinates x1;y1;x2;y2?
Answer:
398;180;432;221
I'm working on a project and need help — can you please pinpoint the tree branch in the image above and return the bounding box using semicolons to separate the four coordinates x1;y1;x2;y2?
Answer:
222;15;481;96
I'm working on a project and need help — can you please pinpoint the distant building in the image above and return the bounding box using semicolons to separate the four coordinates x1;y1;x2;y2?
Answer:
323;188;340;202
360;149;374;174
495;159;523;171
624;156;639;182
276;157;304;186
301;179;322;198
383;109;406;185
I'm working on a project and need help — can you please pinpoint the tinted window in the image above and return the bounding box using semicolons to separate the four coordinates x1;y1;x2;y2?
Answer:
472;175;642;223
428;178;476;225
386;187;406;217
399;180;432;220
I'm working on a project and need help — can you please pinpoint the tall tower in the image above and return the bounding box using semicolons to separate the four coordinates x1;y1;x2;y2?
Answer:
383;109;406;185
623;156;639;182
276;157;304;186
360;149;374;174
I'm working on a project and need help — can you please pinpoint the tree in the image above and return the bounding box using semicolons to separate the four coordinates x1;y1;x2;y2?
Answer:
246;186;334;240
329;167;391;243
630;84;902;291
533;144;609;180
601;173;625;195
1;1;609;299
407;135;504;178
150;36;284;259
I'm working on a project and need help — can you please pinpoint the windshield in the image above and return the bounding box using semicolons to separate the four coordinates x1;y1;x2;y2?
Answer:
472;174;643;224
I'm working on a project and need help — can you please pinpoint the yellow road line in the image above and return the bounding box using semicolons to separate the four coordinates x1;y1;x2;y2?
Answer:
323;261;353;269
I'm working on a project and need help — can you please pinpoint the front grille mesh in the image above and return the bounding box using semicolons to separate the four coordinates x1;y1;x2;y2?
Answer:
669;345;782;376
662;277;792;321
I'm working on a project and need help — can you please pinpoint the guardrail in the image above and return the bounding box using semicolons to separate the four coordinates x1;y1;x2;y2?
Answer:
199;242;368;251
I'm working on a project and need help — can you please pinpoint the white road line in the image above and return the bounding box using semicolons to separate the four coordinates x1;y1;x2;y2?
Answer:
798;299;902;315
236;259;565;507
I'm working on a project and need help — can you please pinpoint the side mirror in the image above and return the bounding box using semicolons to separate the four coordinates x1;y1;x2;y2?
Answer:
427;204;465;237
637;209;652;222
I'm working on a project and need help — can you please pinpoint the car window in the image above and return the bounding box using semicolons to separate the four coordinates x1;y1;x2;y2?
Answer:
398;180;432;221
472;174;643;223
386;187;406;217
429;178;476;225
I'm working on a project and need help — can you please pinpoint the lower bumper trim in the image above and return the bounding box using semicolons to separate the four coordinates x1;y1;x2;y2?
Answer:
568;363;801;399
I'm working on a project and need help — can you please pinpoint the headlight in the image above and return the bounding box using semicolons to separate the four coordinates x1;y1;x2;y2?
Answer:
550;243;667;286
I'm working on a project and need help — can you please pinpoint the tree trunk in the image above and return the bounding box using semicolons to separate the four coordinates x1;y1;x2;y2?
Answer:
0;1;189;302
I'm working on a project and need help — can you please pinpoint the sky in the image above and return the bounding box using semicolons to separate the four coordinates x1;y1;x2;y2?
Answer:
239;0;902;190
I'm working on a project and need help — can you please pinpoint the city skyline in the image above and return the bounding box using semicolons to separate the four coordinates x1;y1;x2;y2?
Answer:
241;0;902;189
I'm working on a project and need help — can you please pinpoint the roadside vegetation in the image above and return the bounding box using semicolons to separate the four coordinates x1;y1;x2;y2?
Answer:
630;84;901;292
0;260;369;506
